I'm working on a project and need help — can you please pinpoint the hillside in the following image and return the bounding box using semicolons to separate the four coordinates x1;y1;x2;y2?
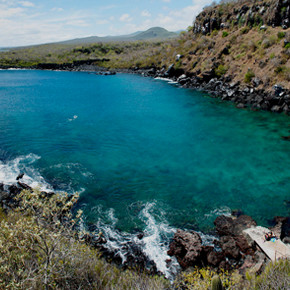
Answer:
32;27;178;46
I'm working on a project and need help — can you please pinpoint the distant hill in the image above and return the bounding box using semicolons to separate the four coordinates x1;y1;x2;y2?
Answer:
57;27;178;45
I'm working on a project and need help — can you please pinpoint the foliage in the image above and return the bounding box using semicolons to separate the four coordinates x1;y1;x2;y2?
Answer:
240;26;250;35
215;65;227;77
277;31;286;39
0;189;169;289
244;69;255;83
173;267;243;290
222;31;229;38
254;259;290;289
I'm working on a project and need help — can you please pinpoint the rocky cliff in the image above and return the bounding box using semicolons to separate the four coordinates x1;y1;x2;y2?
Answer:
194;0;290;35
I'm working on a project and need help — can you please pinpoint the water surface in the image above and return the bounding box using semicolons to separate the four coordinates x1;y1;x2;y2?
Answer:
0;69;289;233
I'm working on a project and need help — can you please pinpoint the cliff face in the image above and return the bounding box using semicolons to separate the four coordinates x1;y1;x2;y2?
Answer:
193;0;290;35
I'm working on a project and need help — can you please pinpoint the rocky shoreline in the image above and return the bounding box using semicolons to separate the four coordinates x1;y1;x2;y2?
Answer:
1;175;289;278
2;62;289;115
128;65;290;115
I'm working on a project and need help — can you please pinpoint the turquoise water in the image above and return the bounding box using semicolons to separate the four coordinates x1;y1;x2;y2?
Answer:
0;70;289;233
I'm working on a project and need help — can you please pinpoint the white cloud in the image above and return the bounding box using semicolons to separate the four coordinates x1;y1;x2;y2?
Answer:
51;7;63;12
18;1;34;7
162;0;171;2
119;13;132;22
96;19;109;25
141;10;151;17
0;6;24;18
66;19;89;27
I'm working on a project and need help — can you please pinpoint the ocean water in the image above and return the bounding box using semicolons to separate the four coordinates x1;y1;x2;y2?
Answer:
0;69;289;276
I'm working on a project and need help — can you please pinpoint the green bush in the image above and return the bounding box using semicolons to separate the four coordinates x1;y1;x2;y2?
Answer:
277;31;286;39
244;70;255;83
254;259;290;289
285;43;290;49
215;65;227;77
222;31;229;38
240;26;250;34
0;190;169;289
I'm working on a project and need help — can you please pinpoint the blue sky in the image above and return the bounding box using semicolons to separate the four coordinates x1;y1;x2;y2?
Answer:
0;0;213;47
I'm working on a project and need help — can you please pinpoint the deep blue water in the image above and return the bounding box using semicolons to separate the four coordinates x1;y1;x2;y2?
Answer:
0;70;289;233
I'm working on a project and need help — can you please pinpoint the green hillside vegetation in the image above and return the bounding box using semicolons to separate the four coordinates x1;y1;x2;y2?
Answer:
0;188;289;289
0;24;289;90
0;189;169;289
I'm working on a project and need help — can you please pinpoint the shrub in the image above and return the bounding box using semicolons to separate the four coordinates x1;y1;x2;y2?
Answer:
240;26;250;34
269;53;275;59
285;43;290;49
0;190;170;289
277;31;286;39
255;259;290;289
244;69;255;83
222;31;229;38
215;64;227;77
173;267;243;289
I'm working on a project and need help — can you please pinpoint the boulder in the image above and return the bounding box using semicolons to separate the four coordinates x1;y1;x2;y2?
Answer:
235;235;255;255
168;229;203;268
214;215;256;237
220;236;241;259
206;249;225;267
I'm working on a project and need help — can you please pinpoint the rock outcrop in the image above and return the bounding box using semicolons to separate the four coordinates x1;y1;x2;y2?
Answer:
194;0;290;35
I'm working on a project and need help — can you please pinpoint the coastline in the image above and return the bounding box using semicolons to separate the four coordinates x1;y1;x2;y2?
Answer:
1;63;289;115
1;173;289;279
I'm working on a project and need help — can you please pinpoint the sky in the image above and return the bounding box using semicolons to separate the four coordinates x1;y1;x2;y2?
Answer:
0;0;214;47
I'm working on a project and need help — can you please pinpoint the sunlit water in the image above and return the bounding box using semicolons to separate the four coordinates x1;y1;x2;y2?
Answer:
0;70;289;277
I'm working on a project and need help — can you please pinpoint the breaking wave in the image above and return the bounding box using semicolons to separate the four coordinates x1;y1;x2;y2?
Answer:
93;202;180;280
0;153;52;191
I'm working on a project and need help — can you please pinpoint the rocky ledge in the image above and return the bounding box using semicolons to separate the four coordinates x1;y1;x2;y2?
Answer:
168;213;290;274
132;66;290;115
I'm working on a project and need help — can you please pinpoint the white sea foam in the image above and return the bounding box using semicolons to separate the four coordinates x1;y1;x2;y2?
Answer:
139;202;180;279
204;206;231;218
154;77;172;82
0;153;52;191
154;77;178;85
94;202;180;280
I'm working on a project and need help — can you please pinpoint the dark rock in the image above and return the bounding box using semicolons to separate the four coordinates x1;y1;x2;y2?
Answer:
206;250;225;267
16;173;24;180
137;233;144;240
237;103;246;108
220;46;230;56
8;185;21;196
17;182;32;191
240;255;256;270
235;235;255;255
271;105;282;113
165;64;175;77
168;229;203;268
0;190;9;202
220;236;240;259
214;215;256;237
232;209;243;217
273;84;283;96
252;77;262;87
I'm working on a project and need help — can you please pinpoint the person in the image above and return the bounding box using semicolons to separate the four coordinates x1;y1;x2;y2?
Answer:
264;231;277;242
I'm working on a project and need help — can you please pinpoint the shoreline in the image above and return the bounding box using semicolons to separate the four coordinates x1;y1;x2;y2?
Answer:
1;63;289;115
0;174;289;279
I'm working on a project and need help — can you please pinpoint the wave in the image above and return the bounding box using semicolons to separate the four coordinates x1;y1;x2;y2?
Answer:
0;153;52;191
93;202;180;280
154;77;178;85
